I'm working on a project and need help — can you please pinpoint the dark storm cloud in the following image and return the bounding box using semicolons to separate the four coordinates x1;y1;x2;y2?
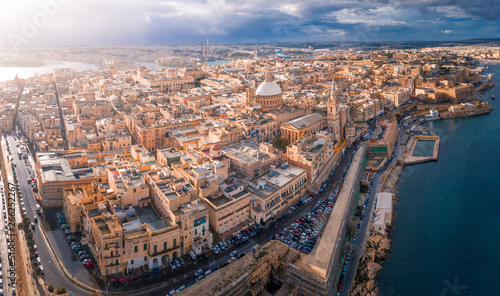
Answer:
0;0;498;47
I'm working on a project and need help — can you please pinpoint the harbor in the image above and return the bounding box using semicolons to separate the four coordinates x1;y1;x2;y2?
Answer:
377;64;500;295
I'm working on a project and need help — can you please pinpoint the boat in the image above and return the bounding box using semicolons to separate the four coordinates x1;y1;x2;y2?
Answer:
492;94;495;100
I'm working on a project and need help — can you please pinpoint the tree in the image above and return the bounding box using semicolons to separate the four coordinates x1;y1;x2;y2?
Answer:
347;219;358;237
48;285;54;293
273;136;290;149
56;286;67;295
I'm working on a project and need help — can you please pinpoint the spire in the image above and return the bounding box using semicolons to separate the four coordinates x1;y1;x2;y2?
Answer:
330;76;338;104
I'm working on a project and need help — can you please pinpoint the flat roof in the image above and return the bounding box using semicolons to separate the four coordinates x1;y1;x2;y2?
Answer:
376;192;393;210
135;205;173;232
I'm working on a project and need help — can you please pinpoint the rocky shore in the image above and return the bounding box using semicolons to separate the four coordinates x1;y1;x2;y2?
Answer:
350;233;391;296
350;163;403;296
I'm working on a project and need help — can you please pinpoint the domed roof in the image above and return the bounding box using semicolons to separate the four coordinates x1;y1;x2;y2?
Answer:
211;144;222;151
256;81;281;97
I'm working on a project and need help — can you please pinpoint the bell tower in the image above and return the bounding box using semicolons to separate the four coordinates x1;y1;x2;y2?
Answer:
327;77;340;140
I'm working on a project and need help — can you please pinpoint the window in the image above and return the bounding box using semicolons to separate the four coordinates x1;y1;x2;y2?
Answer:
164;242;167;250
154;245;157;253
143;243;147;251
131;260;134;264
134;246;138;253
173;239;177;247
144;256;147;262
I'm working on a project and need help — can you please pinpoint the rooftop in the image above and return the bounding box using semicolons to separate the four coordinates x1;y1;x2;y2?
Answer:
287;113;325;130
136;205;174;232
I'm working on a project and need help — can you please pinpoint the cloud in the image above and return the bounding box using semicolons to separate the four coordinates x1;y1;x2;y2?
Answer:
0;0;498;47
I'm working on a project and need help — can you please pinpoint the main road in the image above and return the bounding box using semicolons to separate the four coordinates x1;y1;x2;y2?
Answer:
5;134;96;296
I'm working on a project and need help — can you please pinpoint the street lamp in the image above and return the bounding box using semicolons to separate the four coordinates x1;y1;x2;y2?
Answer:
106;280;111;296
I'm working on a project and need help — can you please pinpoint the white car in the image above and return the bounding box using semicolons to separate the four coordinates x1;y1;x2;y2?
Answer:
169;261;176;270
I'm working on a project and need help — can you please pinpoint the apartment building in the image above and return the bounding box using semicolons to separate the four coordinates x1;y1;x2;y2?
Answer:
223;141;282;179
246;164;307;225
285;131;335;182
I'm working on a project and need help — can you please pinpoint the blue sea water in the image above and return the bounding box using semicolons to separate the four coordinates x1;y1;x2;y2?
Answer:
378;65;500;296
412;140;435;157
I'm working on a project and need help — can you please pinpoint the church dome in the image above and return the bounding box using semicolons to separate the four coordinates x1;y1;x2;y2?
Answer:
211;144;222;151
256;81;281;97
256;72;281;97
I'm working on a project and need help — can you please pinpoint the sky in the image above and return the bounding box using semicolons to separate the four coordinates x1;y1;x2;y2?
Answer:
0;0;499;48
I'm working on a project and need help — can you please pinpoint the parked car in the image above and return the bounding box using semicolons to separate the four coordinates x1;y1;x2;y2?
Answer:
195;269;204;277
85;261;95;268
169;261;176;270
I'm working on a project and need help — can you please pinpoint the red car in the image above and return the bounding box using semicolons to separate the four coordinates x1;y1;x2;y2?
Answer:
128;275;138;281
109;278;118;284
119;277;127;283
86;261;95;268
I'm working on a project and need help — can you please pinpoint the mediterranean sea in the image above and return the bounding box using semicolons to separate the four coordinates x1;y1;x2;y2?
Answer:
378;64;500;295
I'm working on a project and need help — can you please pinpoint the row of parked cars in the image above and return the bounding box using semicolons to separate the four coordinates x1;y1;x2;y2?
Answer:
167;251;246;296
212;225;262;255
58;212;95;269
168;257;185;270
361;171;377;221
272;193;336;254
336;249;352;295
109;267;162;285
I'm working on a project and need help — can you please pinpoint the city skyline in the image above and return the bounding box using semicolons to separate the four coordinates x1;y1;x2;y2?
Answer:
1;0;499;48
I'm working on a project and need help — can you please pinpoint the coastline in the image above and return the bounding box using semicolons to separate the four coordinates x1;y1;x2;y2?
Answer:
349;93;495;295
